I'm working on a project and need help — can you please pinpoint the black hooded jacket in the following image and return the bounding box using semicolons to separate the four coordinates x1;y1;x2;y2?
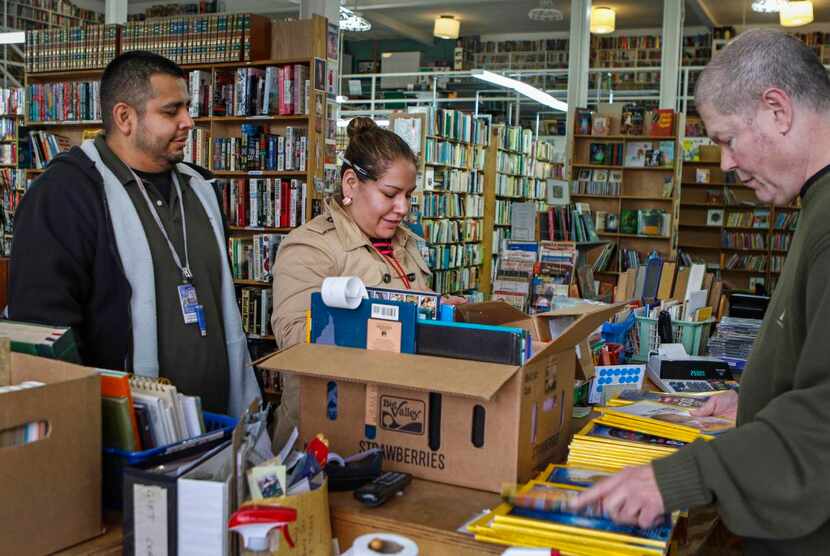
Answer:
8;146;216;371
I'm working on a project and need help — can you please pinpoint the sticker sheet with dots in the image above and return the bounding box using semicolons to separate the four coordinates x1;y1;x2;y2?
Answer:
589;365;646;404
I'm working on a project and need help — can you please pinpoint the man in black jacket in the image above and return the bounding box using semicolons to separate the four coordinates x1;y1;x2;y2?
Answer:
10;51;259;417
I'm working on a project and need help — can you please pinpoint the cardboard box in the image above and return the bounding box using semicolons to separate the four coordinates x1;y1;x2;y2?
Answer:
261;302;621;493
0;353;101;554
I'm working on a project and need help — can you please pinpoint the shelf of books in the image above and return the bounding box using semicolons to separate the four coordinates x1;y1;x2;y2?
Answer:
679;119;799;292
421;108;489;299
0;88;25;256
21;14;333;349
5;0;103;31
569;107;680;284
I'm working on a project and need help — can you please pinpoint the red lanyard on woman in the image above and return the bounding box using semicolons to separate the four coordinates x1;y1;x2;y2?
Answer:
371;245;412;290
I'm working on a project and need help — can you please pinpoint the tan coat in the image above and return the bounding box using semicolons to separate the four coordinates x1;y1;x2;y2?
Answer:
270;200;432;446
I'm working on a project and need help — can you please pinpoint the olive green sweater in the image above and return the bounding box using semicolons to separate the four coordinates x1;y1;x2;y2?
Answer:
652;167;830;555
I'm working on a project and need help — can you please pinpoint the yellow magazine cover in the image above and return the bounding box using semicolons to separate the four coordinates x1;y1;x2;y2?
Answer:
536;463;618;487
492;481;676;551
595;415;706;443
575;421;686;451
602;401;733;436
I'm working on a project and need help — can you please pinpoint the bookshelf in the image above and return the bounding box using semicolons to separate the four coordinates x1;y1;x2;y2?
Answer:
421;108;489;298
569;109;680;281
0;89;25;256
4;0;102;31
20;15;332;347
678;137;799;293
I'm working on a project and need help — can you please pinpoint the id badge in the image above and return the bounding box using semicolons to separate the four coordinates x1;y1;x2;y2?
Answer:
177;283;200;324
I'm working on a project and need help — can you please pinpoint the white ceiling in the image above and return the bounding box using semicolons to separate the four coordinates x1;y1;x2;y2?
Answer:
71;0;830;41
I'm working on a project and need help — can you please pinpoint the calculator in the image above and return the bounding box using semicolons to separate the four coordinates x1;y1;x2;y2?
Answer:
665;379;736;393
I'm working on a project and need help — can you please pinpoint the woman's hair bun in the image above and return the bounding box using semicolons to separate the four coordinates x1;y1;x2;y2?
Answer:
346;116;379;140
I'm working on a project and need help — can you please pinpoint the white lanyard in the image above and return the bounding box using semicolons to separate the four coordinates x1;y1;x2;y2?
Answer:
129;168;193;283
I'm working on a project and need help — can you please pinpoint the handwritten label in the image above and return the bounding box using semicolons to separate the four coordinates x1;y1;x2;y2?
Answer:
134;484;168;556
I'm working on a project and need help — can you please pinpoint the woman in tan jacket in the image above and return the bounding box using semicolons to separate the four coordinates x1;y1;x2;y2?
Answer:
270;117;446;447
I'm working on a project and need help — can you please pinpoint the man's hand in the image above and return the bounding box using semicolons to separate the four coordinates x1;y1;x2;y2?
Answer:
568;465;666;530
691;390;739;421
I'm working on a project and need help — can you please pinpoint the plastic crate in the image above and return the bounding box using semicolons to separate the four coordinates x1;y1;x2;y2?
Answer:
103;411;236;508
632;317;714;362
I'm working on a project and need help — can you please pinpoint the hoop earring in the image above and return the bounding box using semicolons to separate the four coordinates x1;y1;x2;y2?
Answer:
342;196;353;207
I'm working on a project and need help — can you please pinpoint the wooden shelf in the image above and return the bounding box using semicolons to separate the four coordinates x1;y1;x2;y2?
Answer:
598;232;671;240
722;268;767;274
26;120;102;126
425;162;471;171
678;243;721;250
572;194;618;199
724;226;770;231
213;170;306;177
234;279;271;287
680;202;724;208
573;163;624;169
228;226;292;233
620;195;674;201
678;224;722;230
575;134;676;140
722;247;768;253
248;334;276;341
210;114;308;123
681;181;738;187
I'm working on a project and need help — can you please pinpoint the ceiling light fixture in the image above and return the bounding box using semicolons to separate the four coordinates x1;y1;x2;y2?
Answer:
340;5;371;32
472;69;568;112
590;6;615;34
433;15;460;40
780;1;814;26
751;0;785;13
528;0;564;21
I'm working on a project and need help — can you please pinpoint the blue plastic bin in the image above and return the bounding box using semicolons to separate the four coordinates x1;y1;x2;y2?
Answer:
601;312;637;362
103;412;237;508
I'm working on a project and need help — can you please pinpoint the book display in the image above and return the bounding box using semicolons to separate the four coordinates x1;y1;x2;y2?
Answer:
0;89;26;256
678;115;800;292
569;107;680;282
20;14;331;347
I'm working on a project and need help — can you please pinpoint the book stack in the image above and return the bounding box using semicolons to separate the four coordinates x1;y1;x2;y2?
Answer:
238;287;273;338
27;80;101;122
492;240;538;312
0;87;24;117
707;317;762;366
183;127;210;167
212;125;306;172
567;398;733;471
0;320;79;362
467;472;677;554
25;24;119;73
122;13;269;65
217;178;308;228
26;130;71;168
429;243;482;271
530;241;577;313
228;233;287;282
207;64;310;117
425;138;469;168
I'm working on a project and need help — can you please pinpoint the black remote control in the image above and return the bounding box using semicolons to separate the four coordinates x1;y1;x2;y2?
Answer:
353;471;412;507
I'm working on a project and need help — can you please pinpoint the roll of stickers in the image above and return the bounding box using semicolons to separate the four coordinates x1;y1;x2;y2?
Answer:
350;533;419;556
321;276;367;309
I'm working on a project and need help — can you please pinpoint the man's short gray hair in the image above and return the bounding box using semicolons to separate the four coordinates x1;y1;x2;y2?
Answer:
695;28;830;116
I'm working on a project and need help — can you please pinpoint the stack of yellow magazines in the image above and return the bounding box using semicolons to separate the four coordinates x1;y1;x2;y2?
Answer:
567;394;734;471
467;464;678;555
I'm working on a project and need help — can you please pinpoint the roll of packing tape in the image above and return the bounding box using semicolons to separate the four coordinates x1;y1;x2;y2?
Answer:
350;533;419;556
321;276;367;310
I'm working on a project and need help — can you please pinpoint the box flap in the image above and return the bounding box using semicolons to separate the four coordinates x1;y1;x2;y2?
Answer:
259;344;521;401
454;301;529;325
534;302;626;358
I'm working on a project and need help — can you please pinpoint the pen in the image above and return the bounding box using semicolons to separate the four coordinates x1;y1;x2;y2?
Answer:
195;304;207;337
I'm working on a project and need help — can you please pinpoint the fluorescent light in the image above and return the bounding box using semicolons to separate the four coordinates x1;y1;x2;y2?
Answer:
752;0;785;13
590;7;615;34
780;1;813;26
0;32;25;45
472;70;568;112
434;15;460;40
336;95;349;103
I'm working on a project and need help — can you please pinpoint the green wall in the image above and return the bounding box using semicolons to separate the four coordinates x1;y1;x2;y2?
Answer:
344;38;456;73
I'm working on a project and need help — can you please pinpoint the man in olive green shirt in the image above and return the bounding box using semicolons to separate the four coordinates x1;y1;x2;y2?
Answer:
572;30;830;554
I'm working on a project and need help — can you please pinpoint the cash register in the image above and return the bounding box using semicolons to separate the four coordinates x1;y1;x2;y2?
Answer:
646;344;735;393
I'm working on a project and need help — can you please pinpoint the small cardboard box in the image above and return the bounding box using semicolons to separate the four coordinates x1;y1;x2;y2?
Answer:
0;353;101;554
261;302;621;493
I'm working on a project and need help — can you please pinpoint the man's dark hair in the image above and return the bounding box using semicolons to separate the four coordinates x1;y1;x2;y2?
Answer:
100;51;186;132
